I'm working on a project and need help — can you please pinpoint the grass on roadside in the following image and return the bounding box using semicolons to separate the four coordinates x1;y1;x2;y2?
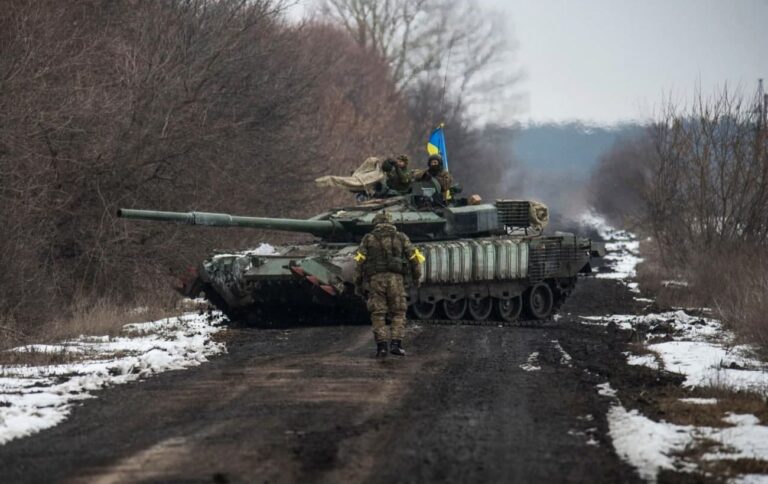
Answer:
0;292;184;366
637;238;768;358
0;346;84;367
670;440;768;482
655;386;768;428
702;458;768;478
626;342;665;370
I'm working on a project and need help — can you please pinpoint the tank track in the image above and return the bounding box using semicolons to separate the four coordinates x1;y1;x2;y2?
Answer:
409;318;556;328
407;283;570;328
202;280;571;327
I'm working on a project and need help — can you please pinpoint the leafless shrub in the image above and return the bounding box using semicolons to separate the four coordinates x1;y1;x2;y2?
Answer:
644;87;768;265
602;85;768;351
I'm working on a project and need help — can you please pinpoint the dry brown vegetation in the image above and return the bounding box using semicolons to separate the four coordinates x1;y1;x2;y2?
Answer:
0;0;517;344
0;0;412;339
591;85;768;352
656;388;768;428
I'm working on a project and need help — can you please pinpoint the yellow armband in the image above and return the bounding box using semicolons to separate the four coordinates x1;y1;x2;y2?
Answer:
409;248;426;264
354;251;366;262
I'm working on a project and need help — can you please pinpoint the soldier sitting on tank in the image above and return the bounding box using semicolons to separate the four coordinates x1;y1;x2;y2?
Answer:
381;154;413;195
354;211;424;358
415;154;454;204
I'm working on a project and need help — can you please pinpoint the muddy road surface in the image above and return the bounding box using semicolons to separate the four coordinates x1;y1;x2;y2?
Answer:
0;278;645;483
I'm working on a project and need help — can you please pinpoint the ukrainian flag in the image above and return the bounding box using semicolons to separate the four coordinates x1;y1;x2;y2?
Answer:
426;123;449;170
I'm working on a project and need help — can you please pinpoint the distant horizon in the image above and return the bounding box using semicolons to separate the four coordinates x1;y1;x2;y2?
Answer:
510;118;648;129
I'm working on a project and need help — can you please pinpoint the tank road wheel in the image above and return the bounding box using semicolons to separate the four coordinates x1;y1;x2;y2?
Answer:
494;296;522;322
468;297;493;321
411;301;437;319
441;298;468;320
524;282;555;320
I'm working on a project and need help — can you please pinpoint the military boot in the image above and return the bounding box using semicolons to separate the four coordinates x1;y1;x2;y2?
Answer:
390;339;406;356
376;342;389;358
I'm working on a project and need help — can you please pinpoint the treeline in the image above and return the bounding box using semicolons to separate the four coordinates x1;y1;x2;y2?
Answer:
0;0;515;332
590;86;768;351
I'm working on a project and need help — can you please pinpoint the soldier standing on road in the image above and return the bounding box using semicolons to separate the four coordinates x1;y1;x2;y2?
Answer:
354;211;425;357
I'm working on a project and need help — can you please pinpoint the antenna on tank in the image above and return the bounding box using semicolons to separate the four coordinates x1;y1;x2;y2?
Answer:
439;43;453;120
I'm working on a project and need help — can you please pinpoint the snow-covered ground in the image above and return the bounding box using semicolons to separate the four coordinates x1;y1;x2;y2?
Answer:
582;212;643;292
605;385;768;482
582;212;768;482
0;312;225;445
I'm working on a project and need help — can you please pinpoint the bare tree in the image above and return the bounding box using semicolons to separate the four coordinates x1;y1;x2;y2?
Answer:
316;0;515;109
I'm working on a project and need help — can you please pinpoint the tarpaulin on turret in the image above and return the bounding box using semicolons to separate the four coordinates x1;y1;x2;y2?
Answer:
314;157;385;193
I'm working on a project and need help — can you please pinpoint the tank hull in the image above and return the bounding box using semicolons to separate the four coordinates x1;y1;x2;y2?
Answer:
191;232;595;324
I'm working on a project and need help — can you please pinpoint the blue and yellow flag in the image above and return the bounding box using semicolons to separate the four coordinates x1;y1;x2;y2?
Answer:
426;124;449;170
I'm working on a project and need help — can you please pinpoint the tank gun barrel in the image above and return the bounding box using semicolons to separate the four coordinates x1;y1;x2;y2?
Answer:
117;208;341;236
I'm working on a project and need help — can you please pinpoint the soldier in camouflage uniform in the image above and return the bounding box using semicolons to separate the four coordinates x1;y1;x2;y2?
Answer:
354;211;425;357
417;154;453;203
382;154;413;194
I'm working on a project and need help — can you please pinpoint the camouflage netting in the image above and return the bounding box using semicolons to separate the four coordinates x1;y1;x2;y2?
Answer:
529;201;549;231
315;157;384;193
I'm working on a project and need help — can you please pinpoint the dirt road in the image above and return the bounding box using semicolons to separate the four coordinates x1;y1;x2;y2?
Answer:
0;278;644;483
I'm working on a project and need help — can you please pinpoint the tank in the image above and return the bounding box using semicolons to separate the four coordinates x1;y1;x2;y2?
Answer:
118;183;604;324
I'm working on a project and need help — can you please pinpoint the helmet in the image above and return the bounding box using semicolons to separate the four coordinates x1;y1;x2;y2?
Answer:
396;154;409;165
372;211;393;225
427;154;442;164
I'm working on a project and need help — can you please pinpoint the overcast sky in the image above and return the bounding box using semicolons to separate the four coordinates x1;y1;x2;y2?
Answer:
484;0;768;124
291;0;767;125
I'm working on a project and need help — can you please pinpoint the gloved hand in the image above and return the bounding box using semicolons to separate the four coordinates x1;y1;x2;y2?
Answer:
382;158;395;172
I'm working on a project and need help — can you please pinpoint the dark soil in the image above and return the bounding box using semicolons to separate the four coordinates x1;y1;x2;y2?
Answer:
0;277;661;483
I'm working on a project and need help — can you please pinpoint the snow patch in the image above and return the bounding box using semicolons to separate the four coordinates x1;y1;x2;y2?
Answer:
606;404;694;481
662;280;690;288
679;398;718;405
723;413;761;427
212;243;278;260
551;340;573;367
597;382;617;398
0;312;226;445
650;341;768;392
253;243;277;255
626;353;661;370
589;310;768;392
581;213;643;283
581;310;720;339
731;475;768;484
700;419;768;461
520;352;541;372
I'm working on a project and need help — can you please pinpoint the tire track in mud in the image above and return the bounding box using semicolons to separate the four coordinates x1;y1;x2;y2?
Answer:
0;278;644;483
